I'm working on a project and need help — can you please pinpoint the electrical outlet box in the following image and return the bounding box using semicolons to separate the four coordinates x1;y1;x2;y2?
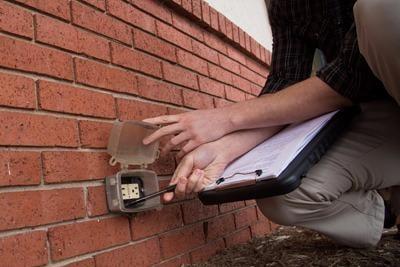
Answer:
105;120;162;213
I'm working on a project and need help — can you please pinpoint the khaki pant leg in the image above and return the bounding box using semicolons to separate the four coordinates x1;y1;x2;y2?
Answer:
257;100;400;248
354;0;400;105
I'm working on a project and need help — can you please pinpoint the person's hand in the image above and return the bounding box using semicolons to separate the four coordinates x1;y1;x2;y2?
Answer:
142;108;234;158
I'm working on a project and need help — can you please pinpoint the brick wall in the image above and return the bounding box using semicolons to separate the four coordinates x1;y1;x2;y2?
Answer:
0;0;276;266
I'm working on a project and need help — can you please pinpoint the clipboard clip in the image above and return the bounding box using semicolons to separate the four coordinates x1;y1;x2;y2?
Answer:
215;169;263;185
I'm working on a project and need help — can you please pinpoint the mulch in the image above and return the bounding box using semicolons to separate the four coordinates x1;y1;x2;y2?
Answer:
193;226;400;267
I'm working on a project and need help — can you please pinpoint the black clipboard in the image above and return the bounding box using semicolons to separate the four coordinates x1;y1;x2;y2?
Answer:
198;106;360;205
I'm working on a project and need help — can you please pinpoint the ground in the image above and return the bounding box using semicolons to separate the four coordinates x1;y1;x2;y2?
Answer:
193;227;400;267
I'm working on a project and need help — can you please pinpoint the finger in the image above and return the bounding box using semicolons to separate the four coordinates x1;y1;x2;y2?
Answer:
177;141;198;159
193;173;207;193
143;123;183;145
175;177;188;199
142;115;180;125
186;169;204;194
161;132;190;155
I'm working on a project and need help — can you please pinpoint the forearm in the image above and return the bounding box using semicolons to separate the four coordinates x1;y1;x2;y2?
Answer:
225;77;352;131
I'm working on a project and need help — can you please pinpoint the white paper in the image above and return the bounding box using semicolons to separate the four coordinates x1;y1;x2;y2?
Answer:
204;111;338;191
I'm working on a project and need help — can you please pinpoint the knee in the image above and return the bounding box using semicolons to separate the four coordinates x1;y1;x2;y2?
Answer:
256;195;301;226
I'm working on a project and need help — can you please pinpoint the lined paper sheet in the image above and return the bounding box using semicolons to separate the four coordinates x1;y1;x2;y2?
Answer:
204;111;338;191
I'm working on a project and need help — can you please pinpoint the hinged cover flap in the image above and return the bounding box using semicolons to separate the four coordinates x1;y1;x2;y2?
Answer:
107;120;160;167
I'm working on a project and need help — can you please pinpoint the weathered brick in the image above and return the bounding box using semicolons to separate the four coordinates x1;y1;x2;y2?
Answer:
207;214;235;240
134;29;176;62
172;14;203;42
15;0;70;20
130;204;183;240
209;7;219;31
75;58;138;94
0;231;48;267
159;223;205;258
245;33;251;52
246;57;269;77
234;206;258;228
219;53;240;73
177;49;208;76
63;258;95;267
0;111;79;147
239;28;246;48
0;188;85;231
190;239;225;264
204;32;227;54
209;64;232;85
227;46;247;65
182;90;214;109
240;65;267;87
232;74;252;93
49;217;130;261
226;19;233;40
0;151;41;187
181;199;218;224
107;0;155;34
156;21;192;51
71;1;131;45
251;221;271;238
111;43;162;78
225;228;251;247
43;151;118;183
198;76;225;97
0;1;33;38
95;238;161;267
218;13;226;36
39;80;116;118
155;254;191;267
0;72;35;109
130;0;172;24
163;62;199;90
250;38;261;59
232;24;239;43
219;201;245;213
79;120;112;148
137;76;183;105
36;15;110;61
0;35;73;80
81;0;105;10
225;86;246;102
117;98;168;121
87;185;108;217
192;40;219;64
201;1;210;26
191;0;202;19
181;0;192;12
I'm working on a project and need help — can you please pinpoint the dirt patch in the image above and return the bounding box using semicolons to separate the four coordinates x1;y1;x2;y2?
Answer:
194;227;400;267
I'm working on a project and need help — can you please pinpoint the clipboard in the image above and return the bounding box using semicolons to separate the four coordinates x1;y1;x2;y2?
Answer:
198;106;360;205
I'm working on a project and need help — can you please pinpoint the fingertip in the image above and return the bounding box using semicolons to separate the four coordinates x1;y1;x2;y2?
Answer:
163;192;174;202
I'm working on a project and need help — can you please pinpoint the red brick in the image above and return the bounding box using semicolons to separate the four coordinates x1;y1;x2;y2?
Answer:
0;151;41;187
192;0;202;19
0;35;73;80
245;33;251;52
64;258;95;267
190;239;225;264
251;221;271;238
39;80;116;118
134;29;176;62
219;201;245;213
225;86;246;102
204;32;227;54
130;0;172;24
227;46;247;65
87;185;108;217
177;49;208;76
232;74;252;93
240;65;266;87
192;40;219;64
225;228;251;247
155;254;191;267
219;53;240;73
0;111;78;147
239;28;246;48
117;98;168;121
79;120;112;148
246;93;256;100
201;1;210;26
163;62;199;90
181;0;192;12
111;43;162;78
250;83;263;96
182;90;214;109
250;38;261;58
36;15;110;62
148;152;176;175
0;72;35;109
214;98;233;108
15;0;69;20
234;206;258;228
81;0;105;10
181;199;218;224
107;0;155;34
71;1;131;45
43;151;118;183
130;204;182;240
207;214;235;240
95;238;160;267
270;221;280;231
209;7;219;31
156;21;192;51
260;46;267;63
226;19;233;40
75;58;137;94
0;1;33;38
137;76;182;105
246;57;269;77
172;14;203;42
159;223;205;258
198;76;225;97
0;231;48;267
218;13;226;36
209;64;232;85
232;24;239;43
49;217;130;261
0;188;85;231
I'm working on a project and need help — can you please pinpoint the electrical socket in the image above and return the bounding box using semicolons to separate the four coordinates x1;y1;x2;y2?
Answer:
121;184;141;200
